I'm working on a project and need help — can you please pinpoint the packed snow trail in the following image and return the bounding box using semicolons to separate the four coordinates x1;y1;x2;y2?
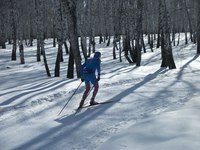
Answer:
0;38;200;150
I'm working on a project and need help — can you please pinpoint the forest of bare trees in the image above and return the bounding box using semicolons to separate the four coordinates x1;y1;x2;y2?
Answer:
0;0;199;78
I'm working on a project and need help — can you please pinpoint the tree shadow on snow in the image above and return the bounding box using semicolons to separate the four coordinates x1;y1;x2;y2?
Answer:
14;68;169;150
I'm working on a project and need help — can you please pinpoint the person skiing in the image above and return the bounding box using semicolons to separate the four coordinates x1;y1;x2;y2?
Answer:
79;51;101;108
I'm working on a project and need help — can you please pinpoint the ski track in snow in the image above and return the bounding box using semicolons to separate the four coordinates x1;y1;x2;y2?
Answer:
0;71;198;150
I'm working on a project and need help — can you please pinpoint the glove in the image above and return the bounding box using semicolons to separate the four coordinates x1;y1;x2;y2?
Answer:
81;78;84;82
97;76;100;81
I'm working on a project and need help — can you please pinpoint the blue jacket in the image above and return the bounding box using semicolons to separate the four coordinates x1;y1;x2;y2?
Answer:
81;57;101;84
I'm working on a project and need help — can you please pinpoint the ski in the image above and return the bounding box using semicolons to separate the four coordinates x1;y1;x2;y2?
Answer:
74;100;115;114
83;101;114;108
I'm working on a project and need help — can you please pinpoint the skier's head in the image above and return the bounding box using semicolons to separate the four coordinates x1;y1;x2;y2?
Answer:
94;51;101;58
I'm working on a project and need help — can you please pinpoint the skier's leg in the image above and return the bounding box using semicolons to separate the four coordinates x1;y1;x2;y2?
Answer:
79;83;90;108
90;82;99;105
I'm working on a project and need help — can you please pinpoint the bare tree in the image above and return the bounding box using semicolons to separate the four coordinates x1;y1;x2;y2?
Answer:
2;0;200;77
54;0;65;77
197;0;200;54
62;0;81;78
9;0;17;60
135;0;143;66
35;0;51;76
0;0;7;49
159;0;176;69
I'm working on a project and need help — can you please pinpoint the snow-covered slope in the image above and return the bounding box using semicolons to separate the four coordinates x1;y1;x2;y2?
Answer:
0;37;200;150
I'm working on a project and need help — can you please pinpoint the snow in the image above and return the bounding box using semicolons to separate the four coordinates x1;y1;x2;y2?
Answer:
0;36;200;150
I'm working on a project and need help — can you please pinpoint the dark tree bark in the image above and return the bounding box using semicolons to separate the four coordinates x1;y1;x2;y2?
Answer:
142;35;146;53
67;47;74;78
123;36;133;64
150;34;154;52
0;6;6;49
81;37;87;60
36;39;41;62
64;41;69;54
99;35;103;44
19;40;25;64
197;1;200;54
0;38;6;49
119;36;122;62
92;36;96;53
62;0;81;78
41;41;51;77
183;0;194;42
35;0;41;62
88;36;92;57
112;35;118;59
159;0;176;69
54;0;65;77
106;36;111;46
185;32;188;45
55;40;62;77
135;0;143;66
36;0;51;77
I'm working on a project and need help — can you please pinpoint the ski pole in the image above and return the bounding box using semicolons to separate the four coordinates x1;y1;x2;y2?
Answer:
58;81;83;116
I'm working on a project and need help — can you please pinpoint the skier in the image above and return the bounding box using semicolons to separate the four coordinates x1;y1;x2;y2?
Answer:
79;51;101;108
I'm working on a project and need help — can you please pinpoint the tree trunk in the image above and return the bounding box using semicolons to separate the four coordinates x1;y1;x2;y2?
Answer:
19;40;25;64
99;35;103;44
0;11;6;49
185;32;188;45
41;40;51;77
159;0;176;69
36;0;51;76
54;0;65;77
172;27;176;46
135;0;143;66
67;47;74;78
11;37;17;61
88;36;92;57
183;0;193;42
197;1;200;54
119;36;122;62
142;35;146;53
106;36;111;46
177;32;180;46
55;40;62;77
150;34;154;52
53;24;56;47
112;36;118;59
62;0;81;78
37;39;41;62
64;41;69;54
0;38;6;49
92;36;96;53
81;36;87;60
123;36;133;64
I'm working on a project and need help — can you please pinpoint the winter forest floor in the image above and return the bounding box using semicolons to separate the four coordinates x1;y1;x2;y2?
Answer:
0;35;200;150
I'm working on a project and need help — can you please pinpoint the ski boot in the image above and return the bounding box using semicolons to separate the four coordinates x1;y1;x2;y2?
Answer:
90;98;99;105
78;100;84;109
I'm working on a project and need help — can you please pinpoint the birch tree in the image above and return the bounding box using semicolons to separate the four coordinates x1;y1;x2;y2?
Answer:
35;0;51;76
159;0;176;69
61;0;81;78
197;0;200;54
0;0;7;49
10;0;17;61
54;0;65;77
